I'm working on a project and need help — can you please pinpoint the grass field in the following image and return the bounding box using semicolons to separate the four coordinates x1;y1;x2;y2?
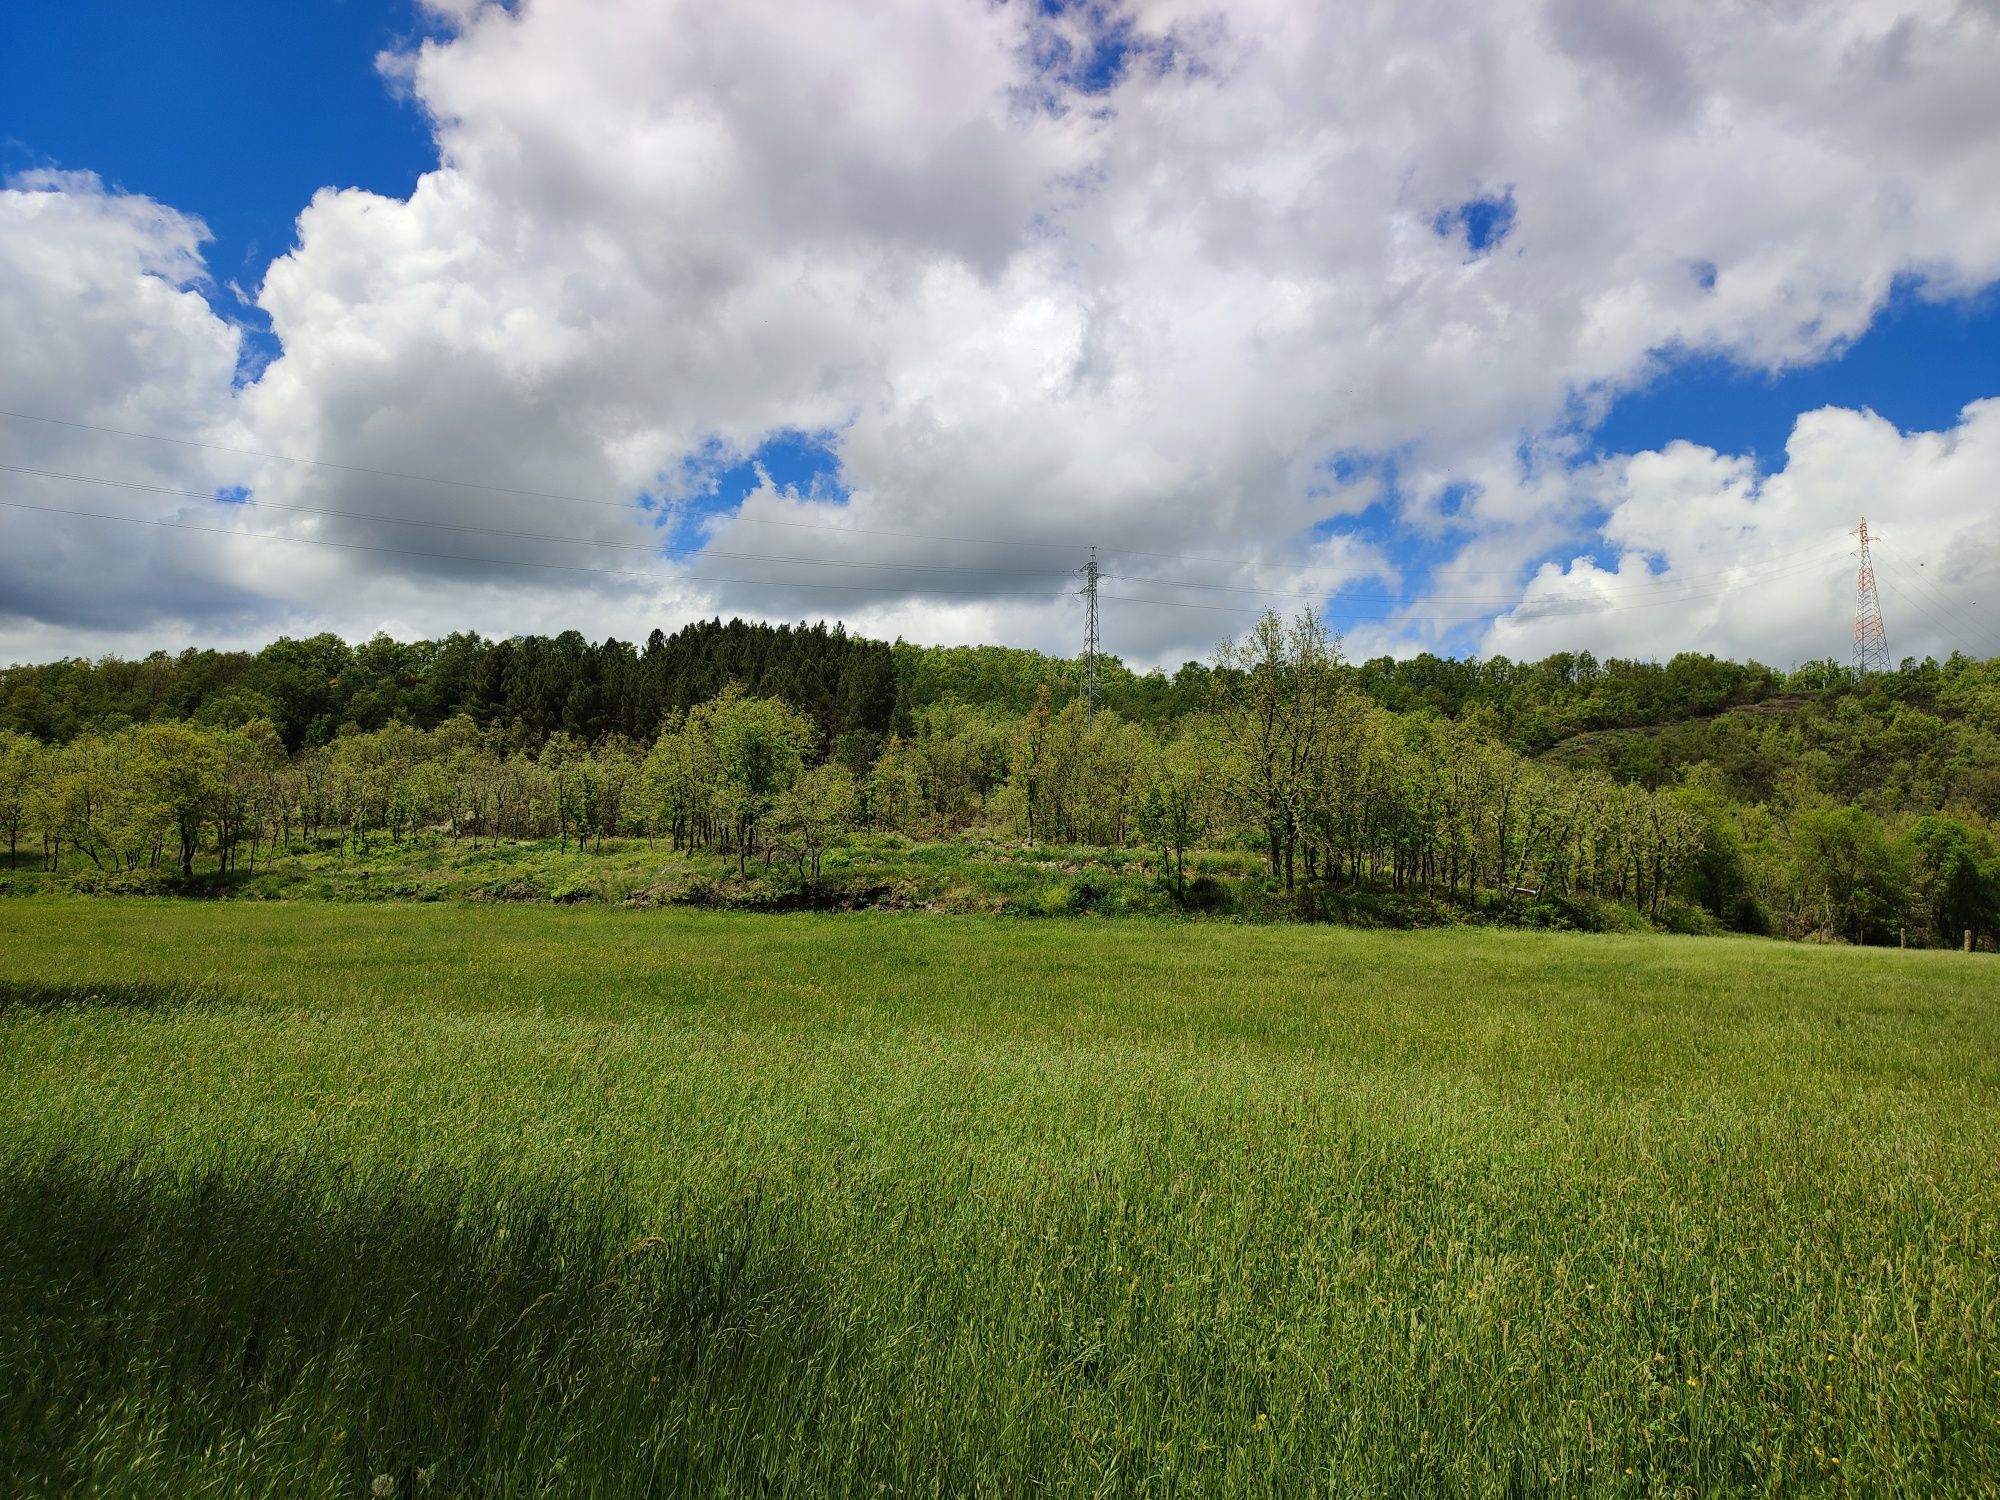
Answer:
2;900;1996;1496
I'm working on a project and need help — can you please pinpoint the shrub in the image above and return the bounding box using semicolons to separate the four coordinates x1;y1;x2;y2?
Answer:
1181;875;1236;914
1656;898;1723;936
1065;875;1112;915
55;867;183;898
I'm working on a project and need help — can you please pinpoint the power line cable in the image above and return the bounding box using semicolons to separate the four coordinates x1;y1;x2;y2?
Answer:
0;408;1884;596
1097;587;1769;625
1102;548;1852;609
0;408;1095;554
1872;575;1964;659
0;408;1335;567
0;498;1075;601
0;463;1077;580
0;449;1855;609
6;494;1735;626
1874;555;2000;656
0;408;1329;569
0;480;1869;627
1;409;654;515
1871;574;1999;661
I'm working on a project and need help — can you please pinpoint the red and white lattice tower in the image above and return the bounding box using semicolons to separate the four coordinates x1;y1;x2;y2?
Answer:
1851;518;1891;675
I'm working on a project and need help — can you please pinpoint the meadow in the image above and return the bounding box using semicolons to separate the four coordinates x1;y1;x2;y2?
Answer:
1;899;1996;1496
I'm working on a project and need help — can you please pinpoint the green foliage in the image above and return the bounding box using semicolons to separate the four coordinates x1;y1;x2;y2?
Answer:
1668;771;1766;932
6;616;1999;948
0;619;895;752
638;687;818;873
131;722;224;876
1905;815;2000;947
1136;730;1214;900
768;764;859;882
1792;805;1910;943
0;731;41;866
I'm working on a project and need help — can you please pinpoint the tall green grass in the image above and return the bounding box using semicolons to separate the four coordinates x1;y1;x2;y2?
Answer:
2;900;1996;1495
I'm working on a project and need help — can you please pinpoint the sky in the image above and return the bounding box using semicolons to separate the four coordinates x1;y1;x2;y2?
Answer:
3;0;1999;673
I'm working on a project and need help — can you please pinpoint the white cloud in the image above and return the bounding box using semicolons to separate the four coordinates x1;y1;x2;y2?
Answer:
2;0;1998;668
0;172;250;648
1485;400;2000;666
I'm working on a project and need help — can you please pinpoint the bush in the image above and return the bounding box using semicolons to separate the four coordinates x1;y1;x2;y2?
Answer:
54;867;183;898
1482;891;1645;933
1287;882;1356;925
1656;898;1723;936
1065;875;1112;915
1181;875;1236;914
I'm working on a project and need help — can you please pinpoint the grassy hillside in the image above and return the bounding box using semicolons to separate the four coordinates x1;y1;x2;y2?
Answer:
3;835;1624;930
0;835;1220;917
3;902;1996;1495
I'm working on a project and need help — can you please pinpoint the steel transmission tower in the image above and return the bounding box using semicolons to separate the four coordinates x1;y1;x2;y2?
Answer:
1852;517;1891;675
1080;546;1101;715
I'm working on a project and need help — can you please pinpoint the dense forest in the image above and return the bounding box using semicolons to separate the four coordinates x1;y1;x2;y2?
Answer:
0;613;1858;752
3;613;1997;946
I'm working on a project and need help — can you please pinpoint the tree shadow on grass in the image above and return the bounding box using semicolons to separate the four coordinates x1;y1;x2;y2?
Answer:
0;978;235;1014
0;1152;838;1496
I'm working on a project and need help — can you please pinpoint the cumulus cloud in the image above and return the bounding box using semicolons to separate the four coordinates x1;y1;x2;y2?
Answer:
1485;400;2000;667
0;172;248;652
2;0;1999;666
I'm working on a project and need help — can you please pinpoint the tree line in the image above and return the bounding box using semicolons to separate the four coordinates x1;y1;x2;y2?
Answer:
8;618;1997;820
0;624;1783;750
0;619;896;754
5;609;1994;946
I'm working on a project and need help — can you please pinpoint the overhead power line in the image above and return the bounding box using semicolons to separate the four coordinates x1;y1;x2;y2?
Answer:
1103;548;1853;610
1872;572;2000;662
4;493;1783;627
1873;556;2000;657
0;463;1076;580
0;407;1876;592
0;406;1327;570
1872;575;1958;659
0;408;648;514
1;455;1857;614
0;407;1092;552
0;498;1073;602
0;409;1897;635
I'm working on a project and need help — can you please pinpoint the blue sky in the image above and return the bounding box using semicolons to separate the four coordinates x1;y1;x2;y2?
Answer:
2;0;1997;665
2;0;442;380
1594;280;2000;467
3;1;438;279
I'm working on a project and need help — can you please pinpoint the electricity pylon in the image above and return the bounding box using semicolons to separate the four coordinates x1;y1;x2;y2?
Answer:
1080;546;1100;715
1852;518;1891;675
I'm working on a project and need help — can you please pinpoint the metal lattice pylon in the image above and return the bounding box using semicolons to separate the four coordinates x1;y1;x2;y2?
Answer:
1852;517;1891;675
1080;546;1100;715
